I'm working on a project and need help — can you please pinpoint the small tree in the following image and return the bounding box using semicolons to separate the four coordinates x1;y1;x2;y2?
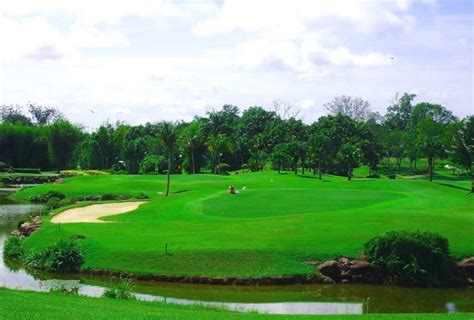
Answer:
309;132;330;180
417;119;445;182
452;116;474;192
337;142;362;181
157;121;178;196
271;143;291;173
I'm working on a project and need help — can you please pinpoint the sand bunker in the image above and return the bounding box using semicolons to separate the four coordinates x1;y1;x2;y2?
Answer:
51;201;146;223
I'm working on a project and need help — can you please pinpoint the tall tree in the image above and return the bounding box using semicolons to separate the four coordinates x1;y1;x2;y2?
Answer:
324;95;372;122
48;120;82;170
158;121;178;196
0;105;32;125
385;93;417;131
28;103;64;125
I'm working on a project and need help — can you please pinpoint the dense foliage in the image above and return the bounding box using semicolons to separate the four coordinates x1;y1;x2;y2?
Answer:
364;231;454;287
24;239;84;273
1;97;472;187
103;277;136;300
3;236;24;260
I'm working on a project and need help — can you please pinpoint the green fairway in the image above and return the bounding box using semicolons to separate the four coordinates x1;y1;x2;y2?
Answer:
0;288;472;320
16;170;474;278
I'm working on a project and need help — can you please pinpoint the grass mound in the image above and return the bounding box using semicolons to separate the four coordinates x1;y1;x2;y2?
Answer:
202;189;403;218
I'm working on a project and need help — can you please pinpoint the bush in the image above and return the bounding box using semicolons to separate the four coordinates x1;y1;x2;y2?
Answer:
24;239;84;273
135;192;149;200
367;174;380;179
83;170;109;176
13;168;41;174
101;193;131;201
0;162;6;172
139;155;166;174
387;174;396;179
103;277;135;300
364;231;453;286
50;285;79;295
46;197;62;209
59;170;89;177
3;236;24;260
217;163;231;174
30;191;66;203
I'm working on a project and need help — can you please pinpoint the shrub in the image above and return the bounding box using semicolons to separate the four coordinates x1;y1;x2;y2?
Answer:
13;168;41;174
50;285;79;295
103;277;135;300
364;231;453;287
139;155;166;174
135;192;149;200
46;197;63;209
30;191;66;203
59;170;88;177
3;236;24;260
24;239;84;273
101;193;131;201
387;174;396;179
217;163;231;174
367;174;380;179
83;170;109;176
0;162;6;172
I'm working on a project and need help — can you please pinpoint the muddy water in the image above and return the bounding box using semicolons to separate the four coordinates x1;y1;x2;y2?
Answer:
0;192;473;315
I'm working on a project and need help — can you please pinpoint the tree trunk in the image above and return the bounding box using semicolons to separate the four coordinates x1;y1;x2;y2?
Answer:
428;156;433;182
191;150;195;174
294;159;298;175
348;163;352;181
216;154;221;174
302;161;305;175
318;160;322;180
166;148;171;196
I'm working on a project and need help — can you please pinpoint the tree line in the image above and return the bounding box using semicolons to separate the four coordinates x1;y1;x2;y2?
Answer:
0;95;472;188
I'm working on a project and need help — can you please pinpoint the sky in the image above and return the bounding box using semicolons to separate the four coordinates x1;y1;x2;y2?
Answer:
0;0;472;129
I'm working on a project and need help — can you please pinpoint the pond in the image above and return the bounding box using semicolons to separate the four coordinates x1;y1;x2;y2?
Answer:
0;192;473;315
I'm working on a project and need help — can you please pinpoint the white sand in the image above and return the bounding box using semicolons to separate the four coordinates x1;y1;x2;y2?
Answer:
51;201;146;224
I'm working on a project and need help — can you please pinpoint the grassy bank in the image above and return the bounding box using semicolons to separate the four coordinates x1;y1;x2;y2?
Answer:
0;288;471;320
15;169;473;278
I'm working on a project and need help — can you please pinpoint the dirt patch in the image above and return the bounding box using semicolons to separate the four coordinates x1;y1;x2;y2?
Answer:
51;201;146;224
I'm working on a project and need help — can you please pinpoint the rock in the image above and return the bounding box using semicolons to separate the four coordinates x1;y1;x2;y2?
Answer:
318;260;341;280
19;217;42;236
457;257;474;279
338;257;350;265
319;275;336;284
349;260;374;276
10;230;21;237
341;279;351;284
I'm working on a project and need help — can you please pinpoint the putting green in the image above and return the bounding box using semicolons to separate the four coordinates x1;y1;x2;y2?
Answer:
202;189;404;218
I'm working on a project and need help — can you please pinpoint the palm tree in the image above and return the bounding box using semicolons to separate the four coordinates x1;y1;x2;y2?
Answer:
207;134;233;173
157;121;177;196
180;121;203;174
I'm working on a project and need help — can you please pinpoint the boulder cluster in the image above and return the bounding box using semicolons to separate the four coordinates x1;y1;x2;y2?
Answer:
318;257;381;284
11;215;42;237
457;257;474;283
318;256;474;286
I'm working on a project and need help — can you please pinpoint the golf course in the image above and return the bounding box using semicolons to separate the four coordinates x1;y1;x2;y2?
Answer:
14;168;473;279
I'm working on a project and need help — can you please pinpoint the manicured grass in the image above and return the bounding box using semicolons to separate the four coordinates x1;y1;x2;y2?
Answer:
0;288;471;320
16;169;474;278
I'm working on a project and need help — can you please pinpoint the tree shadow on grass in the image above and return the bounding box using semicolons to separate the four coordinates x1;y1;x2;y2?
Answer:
435;182;471;192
